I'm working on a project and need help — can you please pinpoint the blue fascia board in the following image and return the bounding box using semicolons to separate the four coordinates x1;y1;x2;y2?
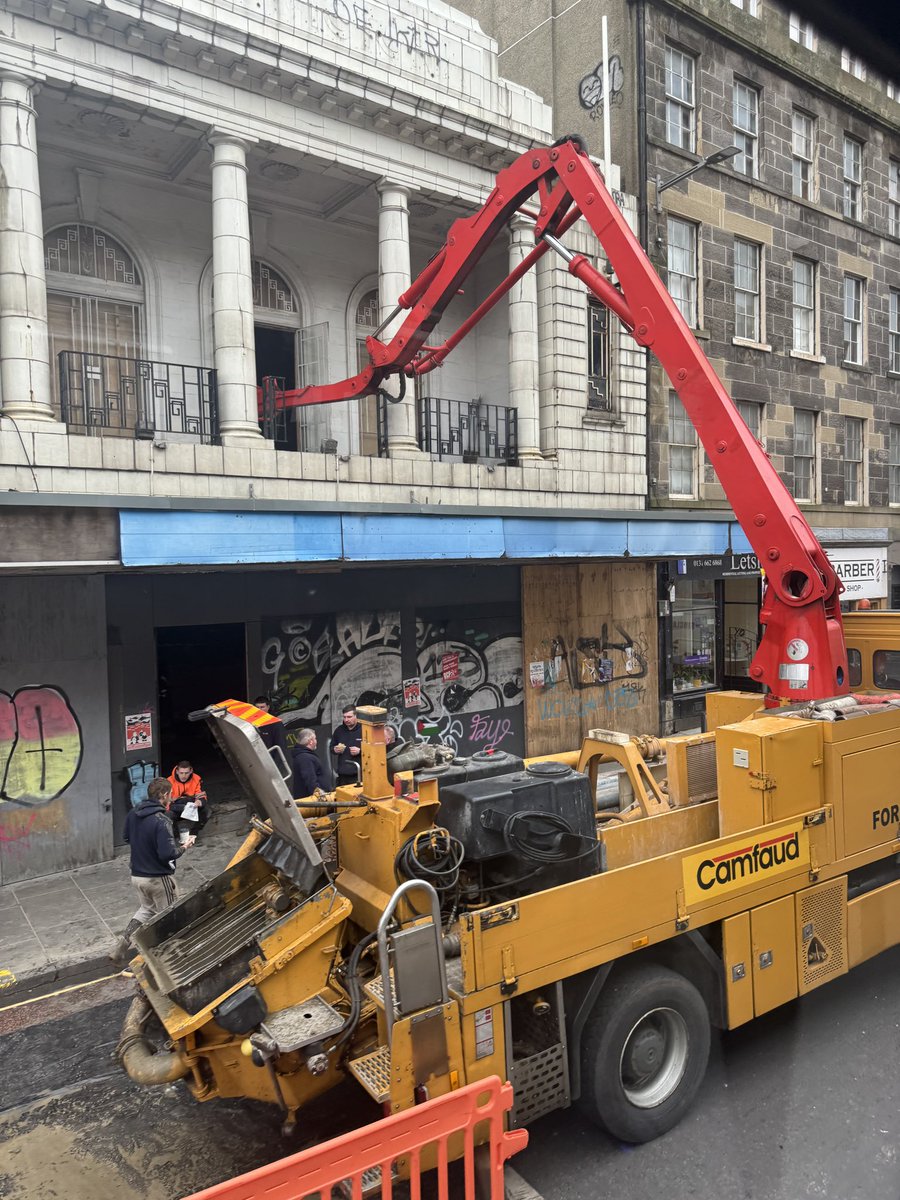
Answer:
119;509;752;568
120;510;342;566
342;514;505;561
503;518;629;558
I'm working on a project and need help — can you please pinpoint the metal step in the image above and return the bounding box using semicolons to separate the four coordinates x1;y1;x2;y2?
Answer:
363;970;396;1010
348;1044;392;1104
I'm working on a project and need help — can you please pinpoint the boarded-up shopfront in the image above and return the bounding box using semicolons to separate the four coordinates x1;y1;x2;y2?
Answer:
522;562;659;755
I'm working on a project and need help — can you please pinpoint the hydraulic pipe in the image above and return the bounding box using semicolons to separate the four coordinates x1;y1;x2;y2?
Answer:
118;995;191;1086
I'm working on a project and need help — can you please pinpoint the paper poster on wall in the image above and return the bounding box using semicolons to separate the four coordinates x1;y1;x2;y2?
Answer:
529;661;545;688
441;652;460;682
125;711;153;751
403;677;422;708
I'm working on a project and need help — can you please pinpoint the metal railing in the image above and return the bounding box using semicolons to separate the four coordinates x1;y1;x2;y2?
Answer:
58;352;218;442
417;396;518;464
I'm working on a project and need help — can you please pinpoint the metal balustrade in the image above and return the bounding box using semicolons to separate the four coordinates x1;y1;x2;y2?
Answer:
58;352;218;442
417;396;518;464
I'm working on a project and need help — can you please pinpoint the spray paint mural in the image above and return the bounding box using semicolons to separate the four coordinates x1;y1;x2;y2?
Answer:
0;686;83;808
578;53;625;119
260;609;524;756
530;623;652;723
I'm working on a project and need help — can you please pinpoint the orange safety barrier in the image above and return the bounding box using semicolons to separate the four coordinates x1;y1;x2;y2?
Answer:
183;1076;527;1200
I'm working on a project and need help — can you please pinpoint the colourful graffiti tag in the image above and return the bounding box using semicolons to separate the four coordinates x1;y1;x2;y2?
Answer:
0;686;83;808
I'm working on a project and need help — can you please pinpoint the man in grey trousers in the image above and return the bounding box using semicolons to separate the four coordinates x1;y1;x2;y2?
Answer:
111;775;194;964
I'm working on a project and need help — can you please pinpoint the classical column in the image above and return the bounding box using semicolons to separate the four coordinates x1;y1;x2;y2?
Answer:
209;133;262;442
508;214;542;460
377;181;419;456
0;72;53;421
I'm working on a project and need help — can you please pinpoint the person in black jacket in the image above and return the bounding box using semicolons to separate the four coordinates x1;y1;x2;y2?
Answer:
330;704;362;784
292;728;329;797
110;776;193;964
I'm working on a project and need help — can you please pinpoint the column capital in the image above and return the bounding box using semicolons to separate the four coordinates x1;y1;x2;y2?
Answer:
376;178;411;201
0;70;41;88
207;129;257;154
509;212;536;235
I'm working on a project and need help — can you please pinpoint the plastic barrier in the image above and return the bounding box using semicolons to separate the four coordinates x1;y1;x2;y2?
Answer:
183;1076;527;1200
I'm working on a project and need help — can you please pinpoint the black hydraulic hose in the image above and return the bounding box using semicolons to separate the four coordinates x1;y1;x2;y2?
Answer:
331;930;379;1050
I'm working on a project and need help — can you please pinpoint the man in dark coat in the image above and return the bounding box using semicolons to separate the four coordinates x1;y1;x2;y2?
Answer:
329;704;362;784
292;728;329;797
110;776;193;964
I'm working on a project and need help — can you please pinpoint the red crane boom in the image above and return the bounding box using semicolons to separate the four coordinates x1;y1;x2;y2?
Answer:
271;137;847;705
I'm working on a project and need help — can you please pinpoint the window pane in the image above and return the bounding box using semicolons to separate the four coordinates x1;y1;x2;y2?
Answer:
792;258;815;353
890;290;900;373
666;47;696;151
736;399;760;438
843;276;863;363
890;424;900;504
794;409;815;501
667;218;698;326
668;392;696;496
734;239;760;341
733;82;758;176
845;417;863;503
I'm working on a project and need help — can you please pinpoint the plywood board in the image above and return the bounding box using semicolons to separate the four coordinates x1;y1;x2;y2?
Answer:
522;562;659;755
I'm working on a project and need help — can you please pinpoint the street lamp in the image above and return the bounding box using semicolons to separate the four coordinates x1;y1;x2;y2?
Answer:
655;145;740;212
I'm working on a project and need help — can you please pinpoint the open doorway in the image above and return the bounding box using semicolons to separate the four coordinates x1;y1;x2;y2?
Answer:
255;324;297;450
157;623;246;797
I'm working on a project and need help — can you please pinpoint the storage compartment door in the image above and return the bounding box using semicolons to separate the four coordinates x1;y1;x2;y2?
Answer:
750;896;798;1016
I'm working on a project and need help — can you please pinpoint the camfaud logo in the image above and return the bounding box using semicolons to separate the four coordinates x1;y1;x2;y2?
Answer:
683;824;808;905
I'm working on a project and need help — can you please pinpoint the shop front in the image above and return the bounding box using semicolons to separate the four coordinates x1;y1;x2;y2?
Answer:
662;553;764;732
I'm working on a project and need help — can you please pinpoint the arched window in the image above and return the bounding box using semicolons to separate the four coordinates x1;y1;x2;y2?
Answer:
44;224;145;430
252;261;297;314
356;289;380;456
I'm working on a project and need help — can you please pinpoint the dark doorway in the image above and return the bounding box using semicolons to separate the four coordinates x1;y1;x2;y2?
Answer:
156;623;246;794
255;324;297;451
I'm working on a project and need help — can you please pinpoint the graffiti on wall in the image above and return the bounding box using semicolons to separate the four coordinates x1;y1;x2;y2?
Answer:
309;0;443;61
530;623;650;720
260;610;524;755
578;54;625;118
0;685;83;809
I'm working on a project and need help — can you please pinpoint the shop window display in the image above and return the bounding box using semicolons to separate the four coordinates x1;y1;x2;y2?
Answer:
672;580;717;692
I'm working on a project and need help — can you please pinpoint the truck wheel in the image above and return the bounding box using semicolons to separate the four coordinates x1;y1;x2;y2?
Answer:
579;962;710;1143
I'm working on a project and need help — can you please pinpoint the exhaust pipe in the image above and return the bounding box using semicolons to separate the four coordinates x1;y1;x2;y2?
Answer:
118;995;191;1086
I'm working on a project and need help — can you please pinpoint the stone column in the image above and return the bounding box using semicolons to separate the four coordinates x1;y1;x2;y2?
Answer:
209;133;262;442
377;181;419;456
0;72;53;421
508;214;542;460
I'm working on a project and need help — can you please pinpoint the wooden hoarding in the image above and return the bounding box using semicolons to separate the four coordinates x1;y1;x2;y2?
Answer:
522;562;659;755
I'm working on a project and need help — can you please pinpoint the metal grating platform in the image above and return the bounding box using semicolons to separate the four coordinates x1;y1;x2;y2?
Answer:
364;971;397;1010
260;995;344;1052
348;1044;392;1103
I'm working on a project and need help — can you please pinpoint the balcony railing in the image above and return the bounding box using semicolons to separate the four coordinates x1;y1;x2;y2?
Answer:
58;352;218;443
417;397;518;465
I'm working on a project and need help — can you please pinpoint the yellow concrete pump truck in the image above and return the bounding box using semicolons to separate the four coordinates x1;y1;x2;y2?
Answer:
118;139;900;1171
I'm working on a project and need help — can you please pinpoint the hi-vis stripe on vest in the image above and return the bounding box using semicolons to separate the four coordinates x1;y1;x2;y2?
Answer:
216;699;282;728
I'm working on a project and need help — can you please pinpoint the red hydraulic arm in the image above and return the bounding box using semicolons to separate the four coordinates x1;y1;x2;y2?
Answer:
278;137;847;704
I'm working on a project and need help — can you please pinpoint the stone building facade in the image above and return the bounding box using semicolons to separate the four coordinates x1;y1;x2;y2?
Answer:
1;0;756;883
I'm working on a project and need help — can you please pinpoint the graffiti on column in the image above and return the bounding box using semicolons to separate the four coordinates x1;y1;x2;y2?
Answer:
0;685;83;808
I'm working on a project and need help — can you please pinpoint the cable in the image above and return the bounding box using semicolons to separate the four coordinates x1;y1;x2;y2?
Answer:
502;809;598;865
394;828;464;898
330;930;378;1050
